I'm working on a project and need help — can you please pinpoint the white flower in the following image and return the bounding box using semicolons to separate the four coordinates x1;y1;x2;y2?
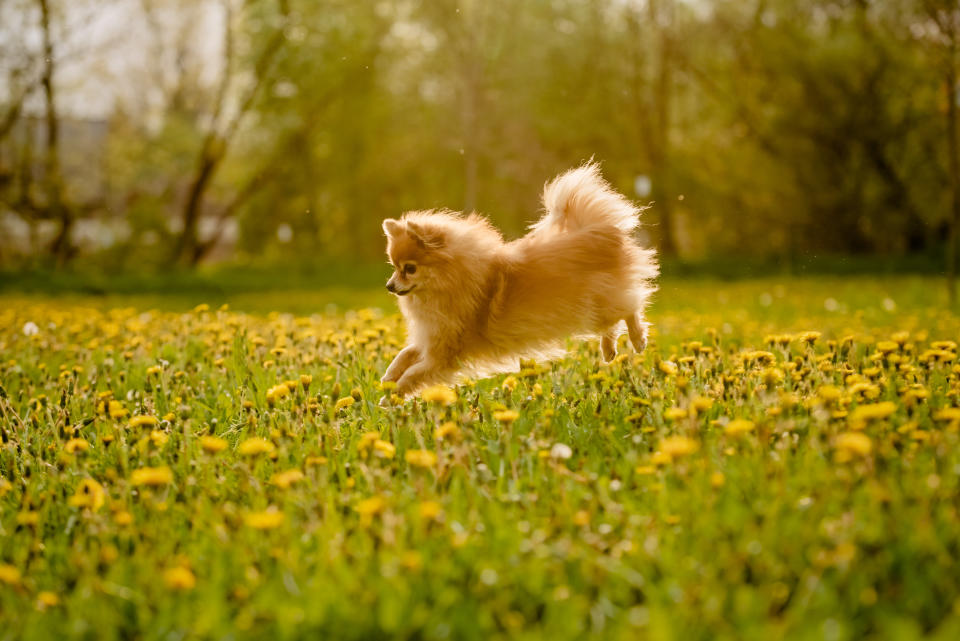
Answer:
22;322;39;337
550;443;573;460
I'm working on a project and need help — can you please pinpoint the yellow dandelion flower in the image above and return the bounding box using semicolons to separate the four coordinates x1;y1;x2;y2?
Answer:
68;479;106;511
421;385;457;405
114;511;134;526
663;407;688;421
762;367;784;387
0;564;21;586
357;432;379;452
651;451;673;466
270;469;305;489
64;438;89;454
373;439;396;459
36;591;60;609
131;466;173;486
876;341;898;355
163;566;196;590
435;421;461;441
244;507;285;530
128;415;158;429
405;449;438;468
691;396;714;413
836;432;872;457
818;385;842;402
933;408;960;422
355;496;386;517
266;383;291;405
501;376;518;392
334;396;355;411
17;511;39;526
107;400;128;419
848;401;896;425
200;435;228;454
724;419;756;436
658;360;678;376
745;350;776;365
238;437;275;456
419;501;443;521
658;435;699;459
492;409;520;424
798;331;822;344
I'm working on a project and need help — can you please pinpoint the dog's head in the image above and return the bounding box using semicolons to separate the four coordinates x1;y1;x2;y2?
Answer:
382;217;447;297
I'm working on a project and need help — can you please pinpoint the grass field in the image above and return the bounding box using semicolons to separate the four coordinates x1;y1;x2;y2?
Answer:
1;276;959;640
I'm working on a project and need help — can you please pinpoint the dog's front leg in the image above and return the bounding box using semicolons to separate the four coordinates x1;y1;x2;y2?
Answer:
395;357;450;398
381;345;421;383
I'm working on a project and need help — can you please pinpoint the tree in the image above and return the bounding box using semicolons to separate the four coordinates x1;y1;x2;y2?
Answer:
922;1;960;304
166;0;291;266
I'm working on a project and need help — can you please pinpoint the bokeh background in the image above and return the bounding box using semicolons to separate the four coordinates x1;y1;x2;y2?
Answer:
0;0;958;298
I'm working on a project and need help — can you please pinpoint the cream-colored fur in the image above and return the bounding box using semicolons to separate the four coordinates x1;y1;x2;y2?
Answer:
381;162;658;397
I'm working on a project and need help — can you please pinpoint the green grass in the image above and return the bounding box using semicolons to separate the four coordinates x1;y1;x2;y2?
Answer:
1;276;959;640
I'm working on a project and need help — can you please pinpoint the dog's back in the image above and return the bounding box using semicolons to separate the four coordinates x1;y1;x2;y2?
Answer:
479;164;657;355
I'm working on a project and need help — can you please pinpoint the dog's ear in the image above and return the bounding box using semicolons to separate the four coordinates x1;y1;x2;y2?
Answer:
406;221;445;249
382;218;403;237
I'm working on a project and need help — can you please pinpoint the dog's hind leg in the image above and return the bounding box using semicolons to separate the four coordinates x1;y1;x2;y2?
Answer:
600;328;618;362
626;313;649;353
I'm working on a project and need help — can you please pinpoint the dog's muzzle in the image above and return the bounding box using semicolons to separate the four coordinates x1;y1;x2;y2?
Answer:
386;281;415;296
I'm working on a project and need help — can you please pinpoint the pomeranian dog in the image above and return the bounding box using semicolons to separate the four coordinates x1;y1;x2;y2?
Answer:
381;162;658;398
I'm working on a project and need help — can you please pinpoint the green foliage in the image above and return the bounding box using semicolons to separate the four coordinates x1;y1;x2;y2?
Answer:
3;0;955;269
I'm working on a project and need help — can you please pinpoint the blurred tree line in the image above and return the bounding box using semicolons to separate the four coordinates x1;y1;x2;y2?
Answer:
0;0;958;278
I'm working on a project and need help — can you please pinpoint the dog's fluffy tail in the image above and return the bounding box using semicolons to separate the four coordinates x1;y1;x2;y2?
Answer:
531;161;644;235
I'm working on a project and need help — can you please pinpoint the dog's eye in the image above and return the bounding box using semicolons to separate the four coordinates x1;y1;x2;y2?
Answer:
403;264;417;275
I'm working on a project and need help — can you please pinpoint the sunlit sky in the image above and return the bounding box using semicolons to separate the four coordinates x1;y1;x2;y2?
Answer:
1;0;223;120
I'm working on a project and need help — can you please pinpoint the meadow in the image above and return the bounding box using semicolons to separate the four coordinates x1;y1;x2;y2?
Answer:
1;275;959;640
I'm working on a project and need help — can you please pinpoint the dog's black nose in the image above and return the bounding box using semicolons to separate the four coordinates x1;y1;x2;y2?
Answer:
386;281;396;293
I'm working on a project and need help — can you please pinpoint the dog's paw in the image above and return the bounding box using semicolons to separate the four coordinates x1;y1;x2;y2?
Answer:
635;329;648;354
600;334;617;362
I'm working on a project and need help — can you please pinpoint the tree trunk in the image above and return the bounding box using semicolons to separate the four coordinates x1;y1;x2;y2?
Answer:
173;138;221;265
946;18;959;307
946;57;960;307
169;0;289;267
460;27;481;213
38;0;71;265
649;0;676;256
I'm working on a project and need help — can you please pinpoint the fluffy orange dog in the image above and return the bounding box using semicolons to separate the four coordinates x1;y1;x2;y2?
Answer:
381;162;658;398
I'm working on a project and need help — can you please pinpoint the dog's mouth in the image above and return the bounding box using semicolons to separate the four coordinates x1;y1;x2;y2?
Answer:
392;285;417;296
